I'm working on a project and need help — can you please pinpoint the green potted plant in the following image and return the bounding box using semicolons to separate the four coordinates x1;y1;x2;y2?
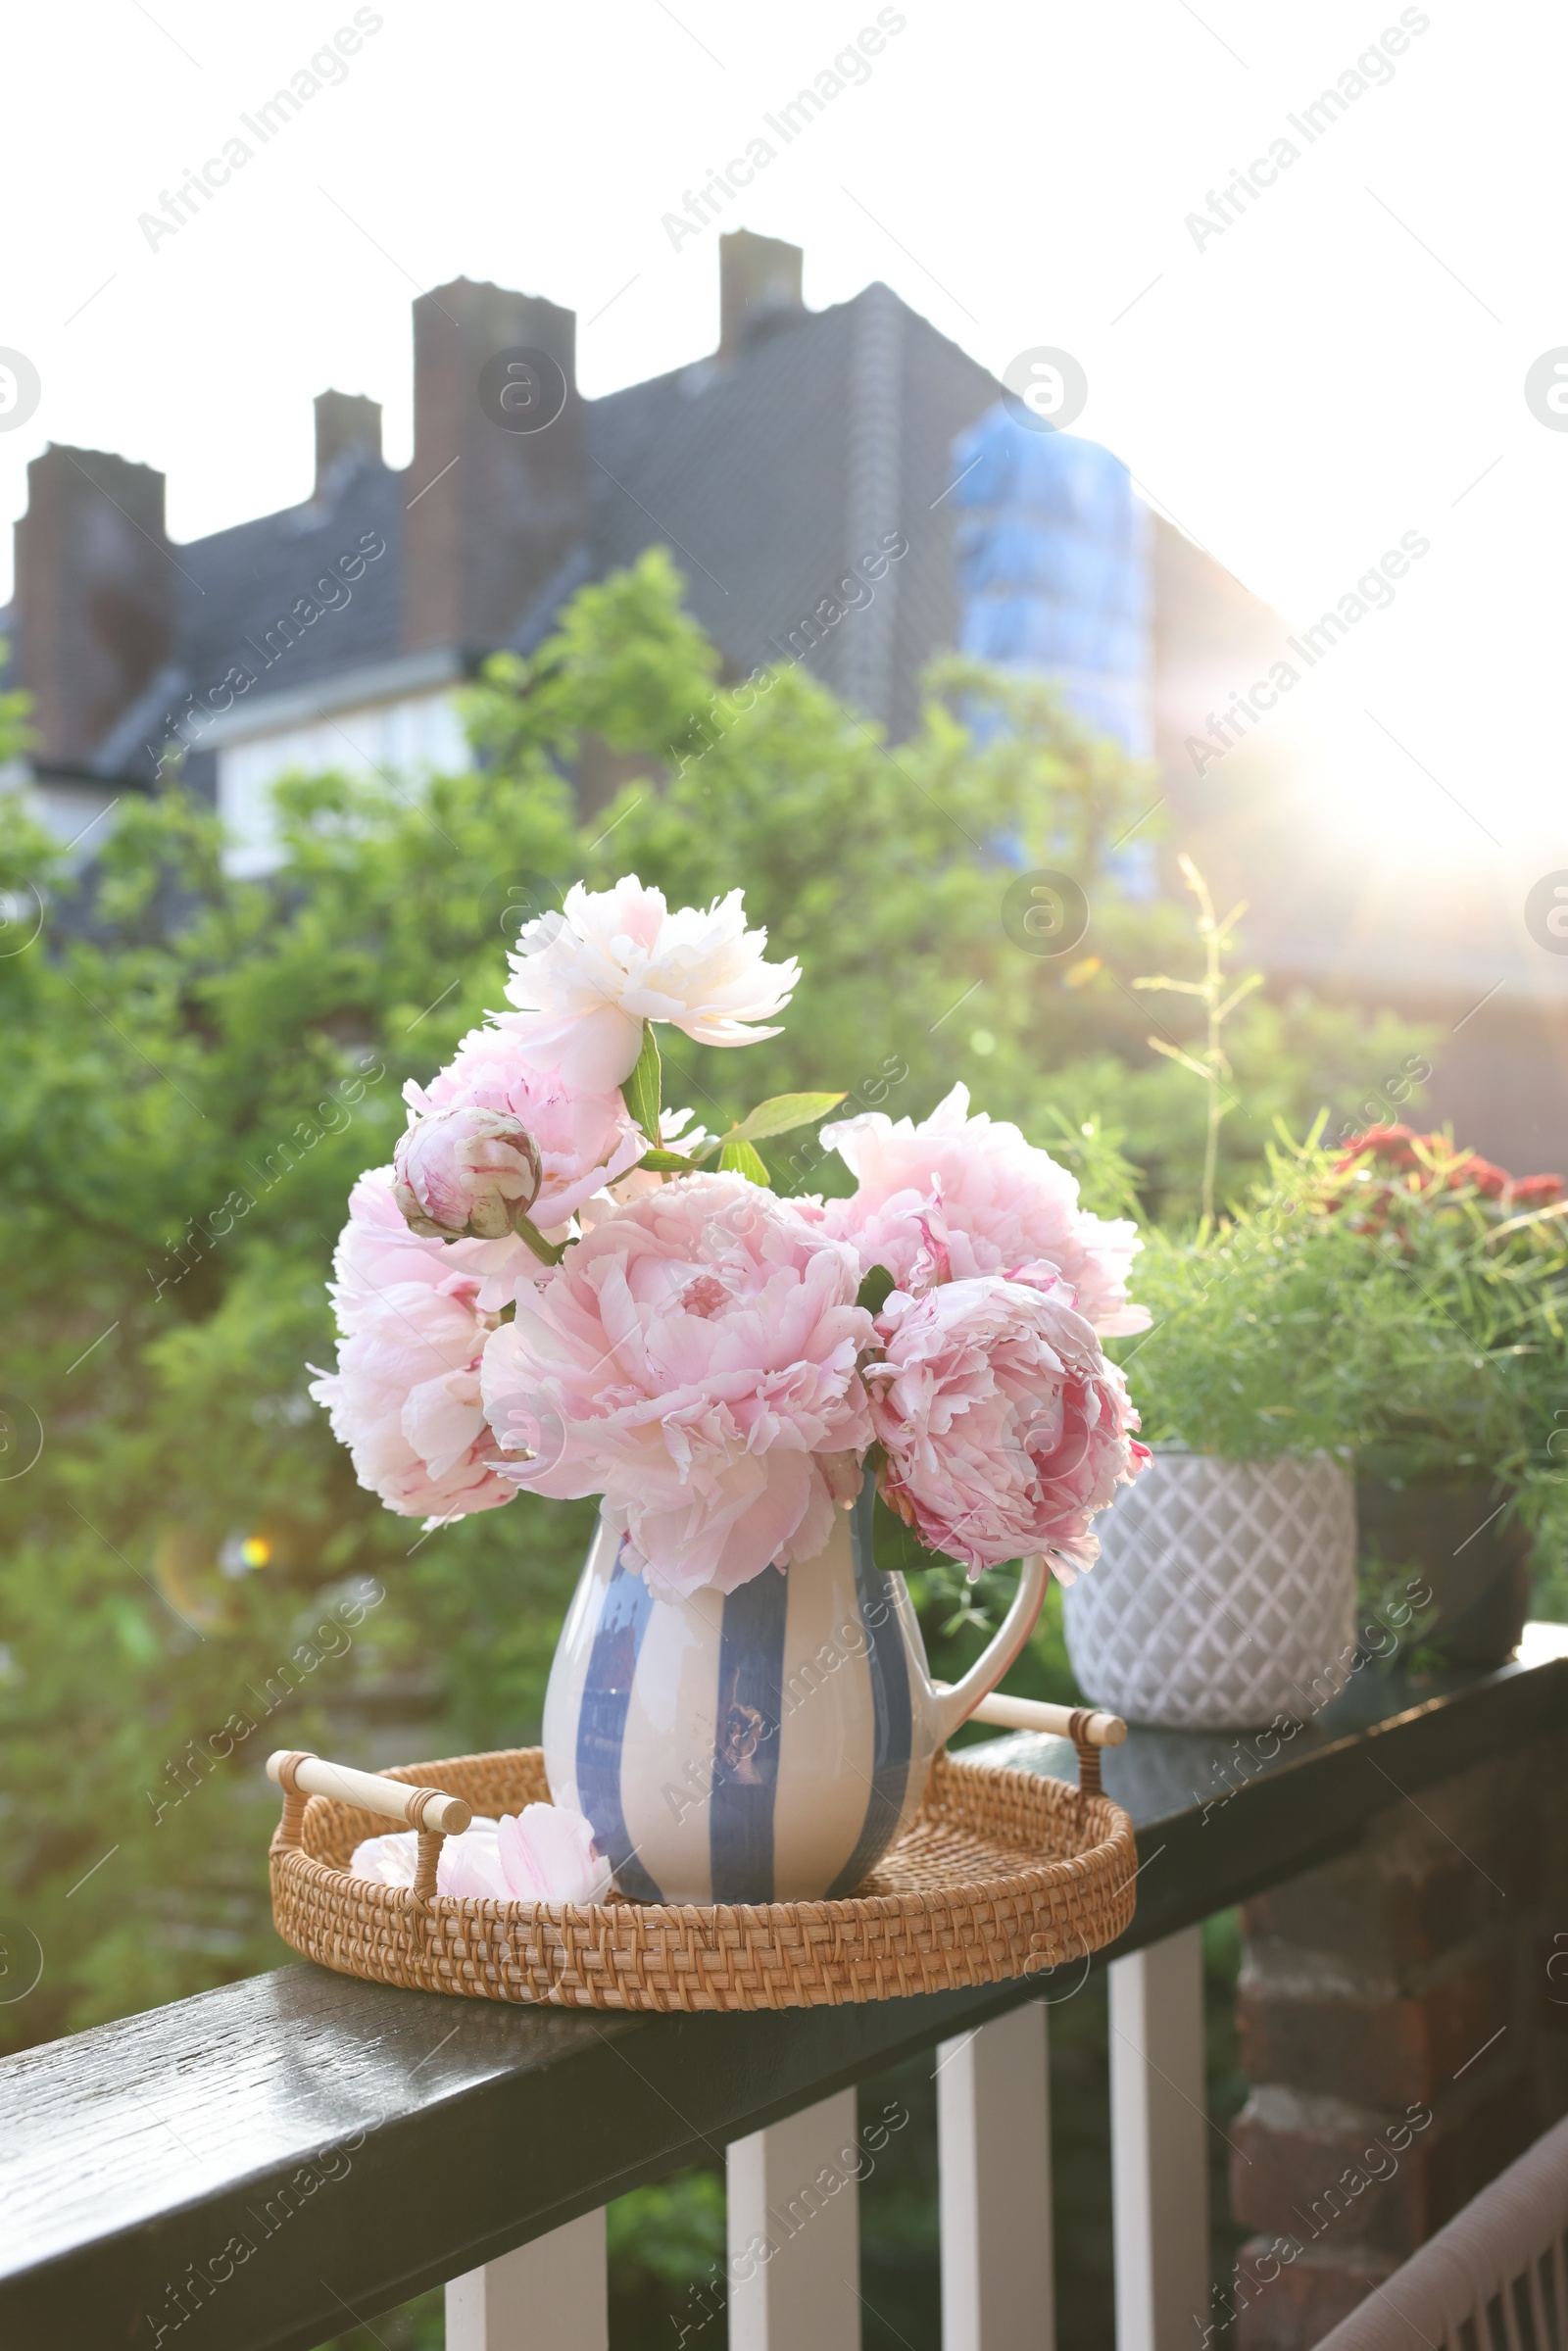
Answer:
1083;1124;1568;1728
1066;1163;1368;1728
1060;858;1363;1731
1311;1122;1567;1666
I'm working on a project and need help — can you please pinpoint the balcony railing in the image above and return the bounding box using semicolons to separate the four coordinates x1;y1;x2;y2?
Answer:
3;1647;1563;2351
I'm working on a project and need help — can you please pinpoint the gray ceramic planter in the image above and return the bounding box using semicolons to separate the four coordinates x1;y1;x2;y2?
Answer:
1063;1450;1357;1730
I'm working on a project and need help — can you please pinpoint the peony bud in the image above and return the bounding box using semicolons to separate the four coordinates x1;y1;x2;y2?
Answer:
392;1105;542;1241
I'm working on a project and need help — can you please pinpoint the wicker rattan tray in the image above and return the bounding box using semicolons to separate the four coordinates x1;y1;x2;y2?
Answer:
269;1738;1138;2011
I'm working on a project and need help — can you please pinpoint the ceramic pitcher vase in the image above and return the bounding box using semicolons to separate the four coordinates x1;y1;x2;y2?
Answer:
543;1480;1048;1906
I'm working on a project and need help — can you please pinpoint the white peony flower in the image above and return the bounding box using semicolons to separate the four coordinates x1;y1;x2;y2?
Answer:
501;874;799;1092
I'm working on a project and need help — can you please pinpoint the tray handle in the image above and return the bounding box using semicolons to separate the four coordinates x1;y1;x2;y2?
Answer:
267;1749;472;1904
963;1692;1126;1793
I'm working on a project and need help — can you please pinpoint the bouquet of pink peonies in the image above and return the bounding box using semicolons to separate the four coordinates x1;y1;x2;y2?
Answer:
311;874;1151;1602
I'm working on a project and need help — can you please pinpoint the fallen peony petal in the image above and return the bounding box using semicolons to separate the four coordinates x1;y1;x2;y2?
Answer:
438;1822;515;1901
497;1803;612;1903
349;1818;510;1898
348;1806;609;1903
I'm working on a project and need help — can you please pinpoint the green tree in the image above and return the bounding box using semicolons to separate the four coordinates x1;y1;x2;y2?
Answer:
0;638;34;764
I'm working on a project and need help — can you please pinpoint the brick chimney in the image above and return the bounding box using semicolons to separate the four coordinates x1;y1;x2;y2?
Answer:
718;230;804;359
314;389;382;497
401;278;585;658
13;445;174;768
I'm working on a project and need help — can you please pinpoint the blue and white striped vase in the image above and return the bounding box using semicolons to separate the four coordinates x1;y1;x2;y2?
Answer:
542;1480;1048;1906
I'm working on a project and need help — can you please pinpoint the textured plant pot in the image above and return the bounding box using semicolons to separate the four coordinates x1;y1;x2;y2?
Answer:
1355;1478;1531;1670
1063;1451;1357;1730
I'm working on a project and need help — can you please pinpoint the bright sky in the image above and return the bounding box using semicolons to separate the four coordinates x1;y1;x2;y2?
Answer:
5;0;1566;902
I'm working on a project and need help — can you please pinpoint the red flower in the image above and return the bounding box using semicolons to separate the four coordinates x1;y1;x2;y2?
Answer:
1333;1124;1422;1175
1509;1172;1567;1208
1329;1126;1564;1219
1460;1154;1509;1200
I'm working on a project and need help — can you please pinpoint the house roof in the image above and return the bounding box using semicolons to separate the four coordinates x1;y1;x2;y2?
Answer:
176;451;407;707
0;278;1006;776
587;283;1002;737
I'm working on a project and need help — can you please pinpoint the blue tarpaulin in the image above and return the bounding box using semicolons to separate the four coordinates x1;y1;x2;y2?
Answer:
951;405;1152;759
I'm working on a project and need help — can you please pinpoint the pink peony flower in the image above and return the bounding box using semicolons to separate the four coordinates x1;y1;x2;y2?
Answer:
393;1104;542;1240
502;874;800;1091
308;1168;515;1520
865;1274;1150;1581
400;1023;645;1237
350;1806;611;1904
579;1106;714;1231
823;1084;1150;1335
481;1173;873;1598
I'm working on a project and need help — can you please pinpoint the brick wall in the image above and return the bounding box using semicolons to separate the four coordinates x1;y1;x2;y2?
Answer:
1226;1731;1568;2348
15;444;173;764
401;277;584;659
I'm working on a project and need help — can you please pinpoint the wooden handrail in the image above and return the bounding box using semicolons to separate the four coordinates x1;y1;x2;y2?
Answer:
1;1654;1562;2351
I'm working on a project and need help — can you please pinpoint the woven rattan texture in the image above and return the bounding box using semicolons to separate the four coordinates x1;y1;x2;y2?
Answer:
270;1746;1138;2011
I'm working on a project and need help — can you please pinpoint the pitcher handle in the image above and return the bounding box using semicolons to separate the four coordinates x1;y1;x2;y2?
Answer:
931;1553;1050;1745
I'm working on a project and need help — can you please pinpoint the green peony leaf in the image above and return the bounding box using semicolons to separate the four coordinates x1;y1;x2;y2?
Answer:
718;1137;770;1186
856;1263;897;1317
621;1020;662;1144
692;1092;845;1161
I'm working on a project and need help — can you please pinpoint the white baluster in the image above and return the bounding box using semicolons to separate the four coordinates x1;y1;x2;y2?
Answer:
937;2000;1055;2351
1108;1928;1210;2351
726;2087;862;2351
445;2209;608;2350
